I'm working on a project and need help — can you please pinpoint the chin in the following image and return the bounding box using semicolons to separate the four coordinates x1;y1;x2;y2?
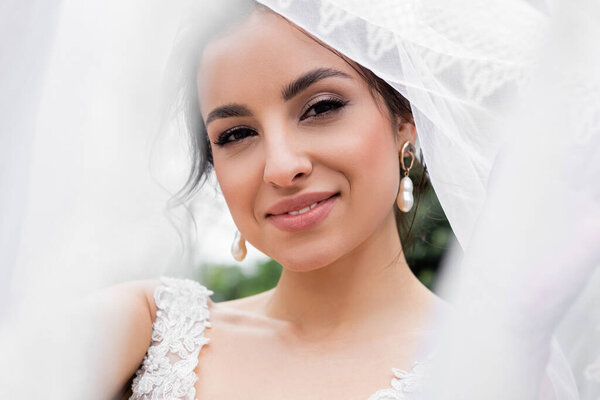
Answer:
273;244;344;272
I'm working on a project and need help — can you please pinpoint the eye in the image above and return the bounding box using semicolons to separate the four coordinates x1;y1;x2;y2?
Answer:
213;126;257;146
300;97;349;121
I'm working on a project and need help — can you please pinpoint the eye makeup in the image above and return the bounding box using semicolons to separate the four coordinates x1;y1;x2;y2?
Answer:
300;96;349;121
212;96;350;147
214;126;257;146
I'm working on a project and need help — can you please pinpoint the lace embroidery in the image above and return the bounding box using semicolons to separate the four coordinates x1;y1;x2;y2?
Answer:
130;277;213;400
369;358;430;400
317;2;357;35
365;24;396;61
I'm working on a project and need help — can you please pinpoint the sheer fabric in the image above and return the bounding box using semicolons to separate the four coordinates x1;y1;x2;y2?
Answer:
0;0;598;399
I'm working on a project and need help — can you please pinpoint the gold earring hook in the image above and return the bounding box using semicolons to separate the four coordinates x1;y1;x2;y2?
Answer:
400;141;415;177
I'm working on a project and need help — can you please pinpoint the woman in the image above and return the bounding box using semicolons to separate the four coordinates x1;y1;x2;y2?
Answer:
1;1;598;399
123;5;445;399
123;1;600;399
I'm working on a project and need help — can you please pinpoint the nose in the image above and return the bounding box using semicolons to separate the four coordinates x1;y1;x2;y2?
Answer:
263;132;312;188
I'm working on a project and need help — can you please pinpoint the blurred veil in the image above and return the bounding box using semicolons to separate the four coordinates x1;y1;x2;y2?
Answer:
0;1;250;397
1;0;599;399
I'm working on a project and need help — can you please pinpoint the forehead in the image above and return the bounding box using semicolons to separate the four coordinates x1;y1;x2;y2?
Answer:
197;9;357;114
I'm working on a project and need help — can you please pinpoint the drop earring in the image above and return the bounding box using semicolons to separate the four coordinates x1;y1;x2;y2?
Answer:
397;141;415;213
231;229;247;262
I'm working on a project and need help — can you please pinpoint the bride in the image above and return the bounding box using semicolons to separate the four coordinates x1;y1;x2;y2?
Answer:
125;5;444;399
1;0;598;399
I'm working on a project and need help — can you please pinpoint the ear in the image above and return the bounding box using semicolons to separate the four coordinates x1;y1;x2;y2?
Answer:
394;116;417;153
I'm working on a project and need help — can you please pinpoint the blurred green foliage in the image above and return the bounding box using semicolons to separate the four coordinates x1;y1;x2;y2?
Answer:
404;183;455;289
199;180;453;302
200;259;283;303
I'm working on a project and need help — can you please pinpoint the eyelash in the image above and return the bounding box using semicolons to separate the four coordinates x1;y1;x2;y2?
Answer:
300;97;348;121
213;97;349;146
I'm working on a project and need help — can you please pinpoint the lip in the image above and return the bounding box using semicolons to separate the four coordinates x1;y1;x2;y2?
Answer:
266;191;339;232
266;191;338;216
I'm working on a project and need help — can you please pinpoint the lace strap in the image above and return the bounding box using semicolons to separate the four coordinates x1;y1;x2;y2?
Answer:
130;277;213;400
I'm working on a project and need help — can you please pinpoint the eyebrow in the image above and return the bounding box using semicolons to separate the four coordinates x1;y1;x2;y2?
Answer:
281;67;351;101
205;67;351;125
206;103;252;125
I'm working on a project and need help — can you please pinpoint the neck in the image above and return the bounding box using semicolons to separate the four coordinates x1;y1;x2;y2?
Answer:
263;212;431;341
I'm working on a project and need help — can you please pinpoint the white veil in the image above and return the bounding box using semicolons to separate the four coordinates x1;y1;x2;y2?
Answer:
0;1;213;397
1;0;599;398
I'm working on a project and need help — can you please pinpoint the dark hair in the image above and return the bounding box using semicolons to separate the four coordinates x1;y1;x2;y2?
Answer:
170;5;429;254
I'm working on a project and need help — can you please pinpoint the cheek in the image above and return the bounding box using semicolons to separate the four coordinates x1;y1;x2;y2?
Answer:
330;110;400;208
213;153;262;229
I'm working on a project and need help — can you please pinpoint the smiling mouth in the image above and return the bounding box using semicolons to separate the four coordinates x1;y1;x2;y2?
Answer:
266;193;340;232
266;193;339;217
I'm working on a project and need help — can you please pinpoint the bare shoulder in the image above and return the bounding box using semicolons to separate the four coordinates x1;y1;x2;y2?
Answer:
85;279;163;397
109;277;217;326
93;278;162;323
126;278;162;321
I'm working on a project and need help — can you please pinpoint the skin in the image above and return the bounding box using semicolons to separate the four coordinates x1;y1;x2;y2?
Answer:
106;7;445;400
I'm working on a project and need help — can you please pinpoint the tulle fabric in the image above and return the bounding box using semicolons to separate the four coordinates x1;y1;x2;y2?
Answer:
0;0;598;399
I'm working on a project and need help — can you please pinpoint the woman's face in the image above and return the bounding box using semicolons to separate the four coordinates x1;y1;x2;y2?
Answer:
197;9;411;271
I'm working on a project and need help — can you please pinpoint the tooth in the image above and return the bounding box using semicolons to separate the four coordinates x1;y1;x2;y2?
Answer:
298;206;311;214
287;202;320;216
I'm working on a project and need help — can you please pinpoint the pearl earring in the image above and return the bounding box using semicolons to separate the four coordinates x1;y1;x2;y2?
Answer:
231;229;247;261
397;141;415;213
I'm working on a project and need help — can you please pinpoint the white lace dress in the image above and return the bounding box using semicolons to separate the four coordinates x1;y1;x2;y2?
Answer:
129;277;430;400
